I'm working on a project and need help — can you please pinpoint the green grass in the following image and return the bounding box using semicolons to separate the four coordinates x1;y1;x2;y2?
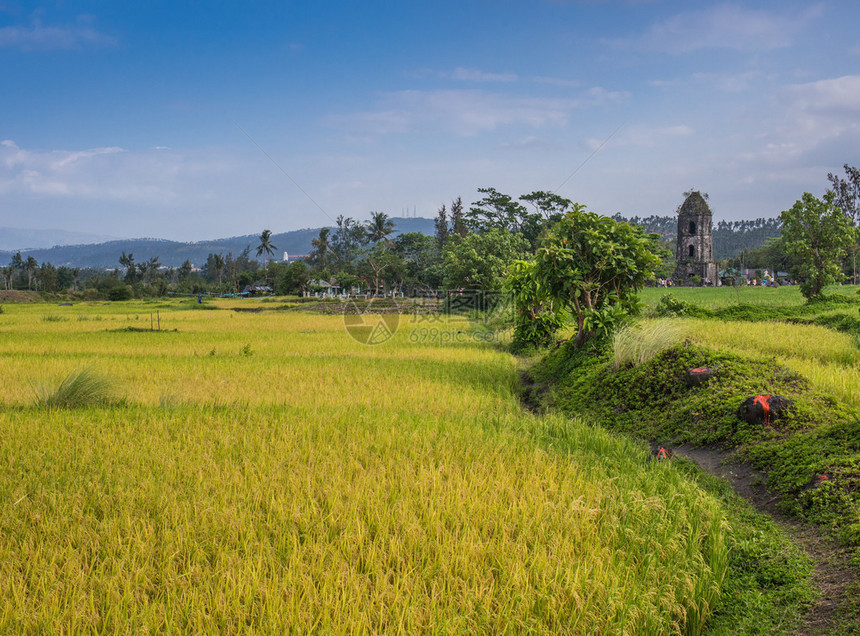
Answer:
31;367;117;409
640;284;859;310
612;320;685;369
534;335;860;540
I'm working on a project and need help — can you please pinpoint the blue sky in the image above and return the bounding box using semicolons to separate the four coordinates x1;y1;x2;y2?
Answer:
1;1;859;241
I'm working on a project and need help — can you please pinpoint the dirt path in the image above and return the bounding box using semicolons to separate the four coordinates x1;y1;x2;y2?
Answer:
668;444;859;635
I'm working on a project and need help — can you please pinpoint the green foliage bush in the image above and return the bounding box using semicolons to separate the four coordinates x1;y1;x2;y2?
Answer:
108;285;133;301
654;294;709;317
506;260;565;351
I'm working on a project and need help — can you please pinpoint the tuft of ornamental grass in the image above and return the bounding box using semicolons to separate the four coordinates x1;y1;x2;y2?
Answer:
32;367;116;409
613;320;684;369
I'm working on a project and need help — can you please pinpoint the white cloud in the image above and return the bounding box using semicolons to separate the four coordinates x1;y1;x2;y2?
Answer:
584;124;693;150
533;76;581;88
497;136;560;152
648;78;684;88
448;67;518;82
621;3;820;54
408;67;519;83
782;75;860;119
0;140;225;201
0;16;117;50
692;70;764;92
651;70;768;92
730;75;860;187
325;87;627;137
50;147;126;169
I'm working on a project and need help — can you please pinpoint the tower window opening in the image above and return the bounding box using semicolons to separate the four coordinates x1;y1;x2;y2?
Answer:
688;245;695;258
689;221;696;234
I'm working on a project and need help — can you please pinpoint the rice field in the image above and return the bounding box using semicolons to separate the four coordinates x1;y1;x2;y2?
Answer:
0;300;729;634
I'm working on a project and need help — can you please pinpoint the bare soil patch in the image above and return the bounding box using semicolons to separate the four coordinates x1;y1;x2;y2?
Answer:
0;290;41;302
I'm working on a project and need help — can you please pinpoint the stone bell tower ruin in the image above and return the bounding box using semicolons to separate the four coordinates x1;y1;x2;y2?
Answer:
673;191;718;284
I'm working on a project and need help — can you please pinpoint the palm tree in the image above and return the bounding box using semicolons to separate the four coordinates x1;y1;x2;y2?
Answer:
119;251;136;283
146;257;160;284
10;252;24;288
366;211;395;243
256;229;277;269
309;228;331;271
212;253;226;286
25;256;38;290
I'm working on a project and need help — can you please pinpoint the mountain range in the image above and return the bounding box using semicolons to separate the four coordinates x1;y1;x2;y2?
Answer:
0;217;436;268
0;227;119;252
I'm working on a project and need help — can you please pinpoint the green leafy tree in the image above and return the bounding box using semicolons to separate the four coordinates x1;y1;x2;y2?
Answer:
827;163;860;226
443;227;529;290
395;232;441;292
277;261;310;295
506;259;566;351
177;259;193;282
518;191;575;249
1;265;13;290
467;188;571;251
230;246;259;287
434;204;449;248
450;197;467;238
519;191;574;220
360;241;403;296
202;253;224;284
36;262;59;292
334;272;361;295
331;216;366;270
535;205;659;347
781;191;858;299
467;187;528;234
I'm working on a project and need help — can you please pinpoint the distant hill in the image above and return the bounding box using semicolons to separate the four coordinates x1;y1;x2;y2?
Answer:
0;217;436;268
0;227;119;251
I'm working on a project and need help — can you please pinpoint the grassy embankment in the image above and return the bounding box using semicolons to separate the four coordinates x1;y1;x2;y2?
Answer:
0;299;750;633
531;286;860;560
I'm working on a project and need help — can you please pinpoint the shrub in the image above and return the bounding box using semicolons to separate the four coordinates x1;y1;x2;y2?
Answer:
653;294;712;318
32;368;116;408
507;260;566;352
108;285;133;301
